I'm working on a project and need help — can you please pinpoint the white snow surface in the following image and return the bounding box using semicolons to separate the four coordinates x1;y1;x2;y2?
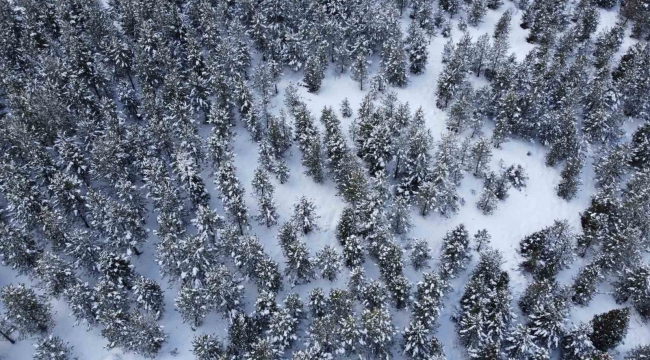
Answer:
1;3;648;360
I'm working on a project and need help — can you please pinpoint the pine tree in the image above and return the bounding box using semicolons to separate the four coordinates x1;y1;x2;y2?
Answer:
626;345;650;359
291;197;320;234
132;276;164;319
361;306;396;359
33;335;74;360
470;137;492;177
351;53;369;90
439;0;460;15
505;324;546;359
34;253;77;298
527;286;570;349
520;220;575;279
402;320;433;359
284;240;315;285
456;250;513;354
571;262;603;306
267;308;298;351
468;0;488;27
215;160;248;235
1;284;52;335
251;166;279;227
440;224;471;279
630;123;650;169
562;323;599;360
381;36;408;87
389;196;413;235
557;153;584;201
62;282;96;327
316;245;342;281
192;333;224;360
304;53;325;93
405;22;428;75
343;234;365;269
205;266;244;316
590;308;630;351
410;238;432;271
309;288;328;318
613;265;650;319
341;98;353;118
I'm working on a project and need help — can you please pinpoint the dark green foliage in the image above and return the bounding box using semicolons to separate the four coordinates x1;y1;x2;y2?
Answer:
519;220;575;279
589;308;630;351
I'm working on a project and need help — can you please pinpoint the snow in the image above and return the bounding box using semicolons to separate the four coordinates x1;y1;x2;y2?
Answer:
1;2;647;360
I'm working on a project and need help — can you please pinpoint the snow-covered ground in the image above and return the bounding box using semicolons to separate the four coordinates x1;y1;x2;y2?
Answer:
1;3;648;360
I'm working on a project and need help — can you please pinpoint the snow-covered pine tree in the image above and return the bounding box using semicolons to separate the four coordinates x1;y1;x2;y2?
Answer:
304;53;325;93
1;284;52;335
343;235;365;269
571;262;603;306
589;307;630;351
402;320;432;360
520;220;575;279
34;253;77;298
629;123;650;170
410;238;432;270
315;246;342;282
361;306;396;359
412;271;448;329
557;152;584;201
291;196;320;234
341;98;353;118
63;281;96;327
251;166;279;227
381;34;408;88
351;52;369;90
192;333;224;360
405;22;428;75
456;249;513;355
215;160;248;235
504;324;546;359
613;265;650;319
468;0;488;27
132;276;164;319
284;240;315;285
309;288;327;318
440;224;471;279
33;335;74;360
469;137;492;177
267;308;298;351
562;323;599;360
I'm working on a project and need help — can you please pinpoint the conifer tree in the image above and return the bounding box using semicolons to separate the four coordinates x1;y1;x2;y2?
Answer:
341;98;353;118
468;0;488;26
34;253;77;298
571;262;603;306
470;137;492;177
351;53;369;90
251;166;279;227
1;284;52;335
304;53;325;93
215;160;248;235
405;22;429;75
440;225;472;280
557;153;584;201
291;197;320;234
33;335;74;360
192;333;224;360
132;276;164;319
410;238;432;271
590;308;630;351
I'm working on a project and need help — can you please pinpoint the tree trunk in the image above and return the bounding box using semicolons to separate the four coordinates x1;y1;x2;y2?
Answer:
132;246;143;256
0;330;15;344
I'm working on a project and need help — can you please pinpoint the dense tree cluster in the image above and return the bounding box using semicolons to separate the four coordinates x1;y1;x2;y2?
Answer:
0;0;649;359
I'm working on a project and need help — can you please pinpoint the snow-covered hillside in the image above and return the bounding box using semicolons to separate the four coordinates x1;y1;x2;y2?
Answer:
0;0;649;359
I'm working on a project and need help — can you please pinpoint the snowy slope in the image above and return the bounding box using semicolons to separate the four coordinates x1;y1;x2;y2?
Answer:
0;2;648;360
